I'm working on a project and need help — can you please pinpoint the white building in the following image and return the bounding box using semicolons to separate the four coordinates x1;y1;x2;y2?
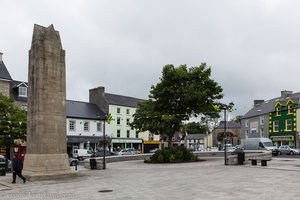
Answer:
89;86;144;151
66;100;107;154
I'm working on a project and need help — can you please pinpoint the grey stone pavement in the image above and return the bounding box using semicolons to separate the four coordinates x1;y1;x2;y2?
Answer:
1;157;300;200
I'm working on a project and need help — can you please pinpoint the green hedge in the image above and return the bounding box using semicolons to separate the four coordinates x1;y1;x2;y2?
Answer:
145;146;197;163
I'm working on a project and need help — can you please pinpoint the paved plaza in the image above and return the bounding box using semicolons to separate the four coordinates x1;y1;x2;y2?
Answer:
0;157;300;200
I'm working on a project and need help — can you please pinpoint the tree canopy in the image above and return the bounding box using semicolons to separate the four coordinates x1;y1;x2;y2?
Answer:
184;122;207;135
0;93;27;147
131;63;224;145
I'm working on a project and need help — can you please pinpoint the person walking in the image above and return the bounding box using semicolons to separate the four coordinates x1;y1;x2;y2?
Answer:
11;154;26;184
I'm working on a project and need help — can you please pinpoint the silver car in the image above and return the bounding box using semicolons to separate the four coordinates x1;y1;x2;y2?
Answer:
0;157;12;170
278;145;299;155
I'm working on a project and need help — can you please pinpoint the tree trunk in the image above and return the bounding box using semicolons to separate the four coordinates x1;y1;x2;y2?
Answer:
167;136;172;148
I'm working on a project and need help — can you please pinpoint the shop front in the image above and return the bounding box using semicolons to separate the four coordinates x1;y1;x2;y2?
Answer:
112;138;143;152
270;135;296;147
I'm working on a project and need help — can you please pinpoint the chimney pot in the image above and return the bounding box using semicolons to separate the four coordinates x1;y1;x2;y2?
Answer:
281;90;293;98
254;100;264;107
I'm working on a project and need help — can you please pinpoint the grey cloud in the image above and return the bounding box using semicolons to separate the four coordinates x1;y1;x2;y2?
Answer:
1;0;300;119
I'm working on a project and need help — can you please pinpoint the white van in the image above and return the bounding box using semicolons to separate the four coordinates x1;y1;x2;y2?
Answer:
73;149;93;160
242;138;279;156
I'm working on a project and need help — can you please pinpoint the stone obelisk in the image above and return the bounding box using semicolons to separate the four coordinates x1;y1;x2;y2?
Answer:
23;24;74;180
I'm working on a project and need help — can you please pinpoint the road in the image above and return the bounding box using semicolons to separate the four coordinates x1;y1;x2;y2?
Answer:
277;154;300;159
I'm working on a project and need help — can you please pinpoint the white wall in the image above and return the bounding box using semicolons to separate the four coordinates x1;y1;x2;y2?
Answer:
66;118;107;137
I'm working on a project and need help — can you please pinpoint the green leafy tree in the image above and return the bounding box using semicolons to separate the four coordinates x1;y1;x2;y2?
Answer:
131;63;223;146
184;122;207;135
0;93;27;148
233;115;243;124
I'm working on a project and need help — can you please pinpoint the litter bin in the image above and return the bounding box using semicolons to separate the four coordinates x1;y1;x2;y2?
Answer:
237;151;245;165
90;153;97;169
0;162;6;176
232;148;245;165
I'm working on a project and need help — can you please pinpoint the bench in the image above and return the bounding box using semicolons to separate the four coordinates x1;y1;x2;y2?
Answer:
249;158;270;166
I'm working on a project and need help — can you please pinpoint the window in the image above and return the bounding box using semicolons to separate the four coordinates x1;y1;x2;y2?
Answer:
260;116;264;125
260;127;264;134
127;130;130;138
288;105;293;114
117;130;121;138
273;121;279;132
117;117;121;125
136;131;139;138
126;118;130;125
69;120;76;131
84;121;89;131
117;107;121;114
148;133;154;141
245;120;249;127
19;86;27;97
126;109;130;115
97;122;102;132
285;119;292;131
245;130;249;138
276;107;281;116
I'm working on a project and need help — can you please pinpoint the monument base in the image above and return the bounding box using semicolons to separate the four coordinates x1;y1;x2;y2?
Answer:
23;153;78;181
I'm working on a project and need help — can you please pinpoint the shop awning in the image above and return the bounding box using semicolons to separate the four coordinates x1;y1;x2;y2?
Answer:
67;135;111;143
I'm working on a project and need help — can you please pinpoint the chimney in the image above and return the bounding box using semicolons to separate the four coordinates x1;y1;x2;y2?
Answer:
281;90;293;98
254;100;264;107
89;86;108;113
0;52;3;61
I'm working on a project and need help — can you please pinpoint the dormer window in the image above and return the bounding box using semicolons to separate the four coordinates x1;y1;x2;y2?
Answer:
19;86;27;97
288;105;293;114
276;107;281;116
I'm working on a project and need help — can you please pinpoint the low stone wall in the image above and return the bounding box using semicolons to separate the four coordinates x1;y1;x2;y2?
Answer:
227;151;272;165
84;154;152;169
84;151;272;169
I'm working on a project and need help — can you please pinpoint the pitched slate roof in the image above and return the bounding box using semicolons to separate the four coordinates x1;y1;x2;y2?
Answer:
242;92;300;119
66;100;107;120
105;93;144;107
216;121;241;129
0;61;12;80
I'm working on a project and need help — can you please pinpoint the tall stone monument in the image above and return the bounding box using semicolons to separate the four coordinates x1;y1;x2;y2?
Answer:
23;24;74;180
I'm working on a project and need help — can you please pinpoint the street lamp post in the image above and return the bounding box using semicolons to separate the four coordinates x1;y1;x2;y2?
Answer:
98;113;107;170
221;102;234;166
224;108;227;165
102;116;106;170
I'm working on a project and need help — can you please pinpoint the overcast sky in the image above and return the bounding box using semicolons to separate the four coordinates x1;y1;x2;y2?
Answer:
1;0;300;119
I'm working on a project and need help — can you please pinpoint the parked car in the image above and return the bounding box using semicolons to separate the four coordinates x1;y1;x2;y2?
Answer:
73;149;93;160
95;150;114;157
118;148;136;155
226;146;236;152
69;157;79;166
223;144;235;152
210;147;219;152
278;145;299;155
149;148;159;153
0;157;12;171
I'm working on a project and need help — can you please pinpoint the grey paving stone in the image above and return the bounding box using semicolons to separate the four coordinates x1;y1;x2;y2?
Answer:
0;157;299;200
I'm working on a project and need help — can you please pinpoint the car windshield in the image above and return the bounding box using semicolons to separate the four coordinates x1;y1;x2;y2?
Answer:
263;142;275;147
